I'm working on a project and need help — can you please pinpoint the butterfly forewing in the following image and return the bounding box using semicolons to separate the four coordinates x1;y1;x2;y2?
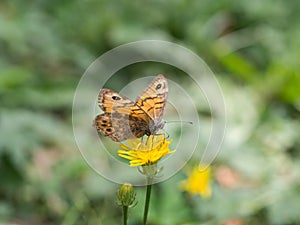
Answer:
135;74;168;122
98;89;134;114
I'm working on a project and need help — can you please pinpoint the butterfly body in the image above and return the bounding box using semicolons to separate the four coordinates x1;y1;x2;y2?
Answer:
94;74;168;142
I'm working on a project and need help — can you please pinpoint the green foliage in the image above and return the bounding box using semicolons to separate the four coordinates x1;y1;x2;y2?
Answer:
1;0;300;224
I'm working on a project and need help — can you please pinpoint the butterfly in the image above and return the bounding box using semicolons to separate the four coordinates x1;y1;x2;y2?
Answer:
94;74;168;142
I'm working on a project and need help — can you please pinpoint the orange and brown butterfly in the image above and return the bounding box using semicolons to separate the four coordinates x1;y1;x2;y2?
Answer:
93;74;168;142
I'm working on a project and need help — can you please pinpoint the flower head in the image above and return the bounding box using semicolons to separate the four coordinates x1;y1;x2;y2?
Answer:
118;134;175;167
180;164;212;199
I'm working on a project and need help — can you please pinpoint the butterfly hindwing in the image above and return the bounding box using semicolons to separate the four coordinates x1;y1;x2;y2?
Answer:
94;113;148;142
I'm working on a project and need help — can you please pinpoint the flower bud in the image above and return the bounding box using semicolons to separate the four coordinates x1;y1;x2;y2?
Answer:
116;183;137;207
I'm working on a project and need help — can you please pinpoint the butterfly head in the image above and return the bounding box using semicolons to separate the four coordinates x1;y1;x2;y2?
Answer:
148;120;166;135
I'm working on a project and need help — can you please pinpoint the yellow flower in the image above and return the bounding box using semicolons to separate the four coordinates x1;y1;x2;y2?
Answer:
180;165;212;198
118;135;175;167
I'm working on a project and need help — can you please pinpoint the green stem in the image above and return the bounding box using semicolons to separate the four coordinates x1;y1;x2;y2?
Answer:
143;177;153;225
123;206;128;225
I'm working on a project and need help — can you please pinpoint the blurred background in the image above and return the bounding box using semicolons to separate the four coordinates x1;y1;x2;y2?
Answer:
1;0;300;224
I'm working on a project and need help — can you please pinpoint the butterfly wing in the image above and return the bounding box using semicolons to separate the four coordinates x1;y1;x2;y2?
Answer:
94;113;148;142
98;88;135;114
135;74;168;124
95;89;149;142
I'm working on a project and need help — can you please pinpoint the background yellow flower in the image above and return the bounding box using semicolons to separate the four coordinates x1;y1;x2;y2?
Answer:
180;165;212;199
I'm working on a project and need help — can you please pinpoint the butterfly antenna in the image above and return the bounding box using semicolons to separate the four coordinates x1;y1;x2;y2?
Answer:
165;120;193;125
164;130;170;139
